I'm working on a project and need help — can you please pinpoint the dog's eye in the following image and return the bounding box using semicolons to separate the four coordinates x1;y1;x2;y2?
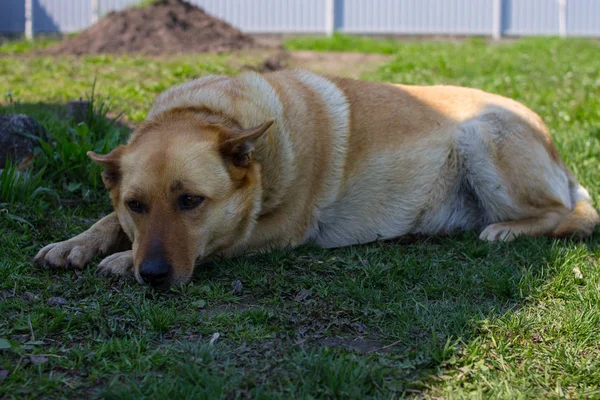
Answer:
178;195;205;210
126;199;145;213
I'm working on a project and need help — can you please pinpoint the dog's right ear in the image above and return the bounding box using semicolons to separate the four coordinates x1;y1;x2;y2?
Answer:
87;146;124;189
219;120;274;168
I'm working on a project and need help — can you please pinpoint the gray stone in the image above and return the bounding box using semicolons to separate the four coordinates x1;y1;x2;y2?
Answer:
29;355;49;365
0;114;46;168
47;297;67;306
231;280;243;295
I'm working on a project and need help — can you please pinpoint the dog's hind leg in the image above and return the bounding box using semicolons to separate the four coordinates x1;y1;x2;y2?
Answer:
479;211;566;241
456;111;584;242
34;213;129;269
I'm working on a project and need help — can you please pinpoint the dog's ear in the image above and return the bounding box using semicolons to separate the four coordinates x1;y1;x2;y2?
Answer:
219;120;273;168
87;146;124;189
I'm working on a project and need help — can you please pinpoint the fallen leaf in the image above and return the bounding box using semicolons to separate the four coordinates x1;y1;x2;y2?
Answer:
24;340;45;346
192;299;206;309
188;285;210;295
0;339;11;350
210;332;220;345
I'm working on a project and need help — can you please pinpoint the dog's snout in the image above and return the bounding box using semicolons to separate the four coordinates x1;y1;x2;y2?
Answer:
139;258;172;288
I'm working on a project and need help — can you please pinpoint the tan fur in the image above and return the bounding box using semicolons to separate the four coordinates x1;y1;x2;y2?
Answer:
35;70;599;287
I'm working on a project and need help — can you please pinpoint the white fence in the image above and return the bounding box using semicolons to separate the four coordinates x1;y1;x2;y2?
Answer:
1;0;599;38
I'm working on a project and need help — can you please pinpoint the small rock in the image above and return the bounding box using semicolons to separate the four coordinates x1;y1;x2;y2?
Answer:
29;355;49;365
294;289;312;303
531;332;543;343
10;334;30;342
22;292;39;302
262;56;286;71
573;267;584;280
349;322;367;335
0;368;8;384
259;51;289;72
231;280;243;295
0;114;46;168
0;290;14;300
47;297;67;306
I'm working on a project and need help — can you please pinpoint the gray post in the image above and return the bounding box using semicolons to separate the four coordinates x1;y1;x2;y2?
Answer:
558;0;567;37
325;0;335;36
492;0;502;40
25;0;33;40
91;0;99;25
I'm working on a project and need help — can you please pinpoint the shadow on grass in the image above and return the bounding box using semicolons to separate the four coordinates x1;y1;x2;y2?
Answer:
0;101;134;132
181;231;598;396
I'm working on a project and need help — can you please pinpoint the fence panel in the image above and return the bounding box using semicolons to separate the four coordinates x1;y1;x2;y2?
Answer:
337;0;495;35
502;0;559;35
191;0;327;33
567;0;600;36
99;0;138;16
0;0;26;33
2;0;600;37
34;0;92;33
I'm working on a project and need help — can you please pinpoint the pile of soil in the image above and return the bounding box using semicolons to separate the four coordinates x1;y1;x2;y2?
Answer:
43;0;256;55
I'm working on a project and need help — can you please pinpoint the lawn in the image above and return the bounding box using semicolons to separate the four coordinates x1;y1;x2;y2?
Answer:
1;36;600;399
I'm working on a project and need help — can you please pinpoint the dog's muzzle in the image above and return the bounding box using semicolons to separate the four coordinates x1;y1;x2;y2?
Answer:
139;258;172;289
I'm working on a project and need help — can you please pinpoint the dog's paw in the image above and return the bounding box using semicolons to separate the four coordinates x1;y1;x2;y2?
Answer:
96;251;134;278
34;238;99;270
479;223;517;242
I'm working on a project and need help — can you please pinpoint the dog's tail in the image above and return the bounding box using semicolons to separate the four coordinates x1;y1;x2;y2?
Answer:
552;169;600;239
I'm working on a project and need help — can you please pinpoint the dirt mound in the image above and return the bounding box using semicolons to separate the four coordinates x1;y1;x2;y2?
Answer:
43;0;256;55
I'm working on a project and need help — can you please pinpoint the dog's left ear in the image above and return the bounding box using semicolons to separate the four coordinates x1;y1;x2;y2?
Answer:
87;146;124;189
219;120;273;168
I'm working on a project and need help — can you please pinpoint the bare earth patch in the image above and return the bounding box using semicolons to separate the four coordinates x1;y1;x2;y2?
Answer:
231;49;392;79
282;51;391;78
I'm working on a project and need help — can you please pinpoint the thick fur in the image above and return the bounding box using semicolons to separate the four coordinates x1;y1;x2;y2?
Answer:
35;70;600;287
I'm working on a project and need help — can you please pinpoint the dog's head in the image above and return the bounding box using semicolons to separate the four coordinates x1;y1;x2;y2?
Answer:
89;108;272;288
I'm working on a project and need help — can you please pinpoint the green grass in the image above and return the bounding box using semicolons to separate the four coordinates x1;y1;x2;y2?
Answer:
285;33;405;54
0;37;59;55
0;52;239;122
1;37;600;399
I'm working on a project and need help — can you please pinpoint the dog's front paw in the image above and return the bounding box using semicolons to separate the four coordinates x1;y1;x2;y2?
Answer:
34;213;128;271
96;251;134;278
34;237;100;270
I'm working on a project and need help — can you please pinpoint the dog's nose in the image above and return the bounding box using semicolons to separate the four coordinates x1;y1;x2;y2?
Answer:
139;258;172;288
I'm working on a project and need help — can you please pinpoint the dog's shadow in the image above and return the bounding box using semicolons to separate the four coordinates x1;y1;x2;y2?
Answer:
193;231;598;389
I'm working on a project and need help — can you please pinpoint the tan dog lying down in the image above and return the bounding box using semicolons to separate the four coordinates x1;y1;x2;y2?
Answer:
35;70;599;288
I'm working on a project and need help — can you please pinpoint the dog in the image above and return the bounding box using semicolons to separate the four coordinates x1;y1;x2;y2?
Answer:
34;70;600;289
